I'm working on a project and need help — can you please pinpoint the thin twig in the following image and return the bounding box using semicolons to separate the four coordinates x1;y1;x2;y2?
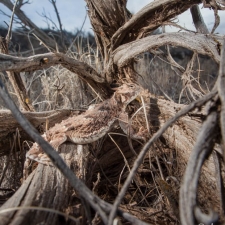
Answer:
6;0;19;42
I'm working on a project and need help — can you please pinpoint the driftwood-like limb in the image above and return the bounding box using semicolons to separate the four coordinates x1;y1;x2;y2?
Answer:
110;0;202;50
179;101;218;225
0;53;104;83
0;109;76;156
0;0;64;52
0;52;110;99
0;143;88;225
107;90;217;224
113;32;222;69
190;5;209;34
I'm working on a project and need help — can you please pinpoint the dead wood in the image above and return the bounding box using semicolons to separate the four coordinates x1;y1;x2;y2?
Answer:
0;109;75;156
0;52;111;99
191;5;209;34
0;143;89;225
110;0;203;50
179;99;219;225
0;0;224;224
113;32;222;69
85;0;132;60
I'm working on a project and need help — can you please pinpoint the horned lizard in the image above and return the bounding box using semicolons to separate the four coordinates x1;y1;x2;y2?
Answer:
24;83;143;177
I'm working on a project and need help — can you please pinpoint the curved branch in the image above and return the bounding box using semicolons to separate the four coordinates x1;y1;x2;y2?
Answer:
110;0;202;50
179;102;218;225
112;32;222;69
0;52;110;99
0;52;103;82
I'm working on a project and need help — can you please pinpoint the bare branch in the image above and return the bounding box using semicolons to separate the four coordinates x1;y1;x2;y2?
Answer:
179;101;219;225
190;5;209;34
6;0;19;42
217;38;225;155
110;0;202;50
112;32;222;70
49;0;66;51
0;52;103;81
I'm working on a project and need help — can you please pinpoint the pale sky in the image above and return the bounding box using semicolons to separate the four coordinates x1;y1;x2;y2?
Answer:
0;0;224;34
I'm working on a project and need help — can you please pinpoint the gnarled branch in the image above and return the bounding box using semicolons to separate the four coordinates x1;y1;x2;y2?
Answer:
112;32;222;69
0;52;111;99
110;0;203;50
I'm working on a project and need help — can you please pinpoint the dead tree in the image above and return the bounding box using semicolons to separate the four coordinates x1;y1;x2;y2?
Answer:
0;0;225;224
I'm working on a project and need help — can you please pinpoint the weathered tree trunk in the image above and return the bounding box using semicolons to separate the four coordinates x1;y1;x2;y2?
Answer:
0;143;89;225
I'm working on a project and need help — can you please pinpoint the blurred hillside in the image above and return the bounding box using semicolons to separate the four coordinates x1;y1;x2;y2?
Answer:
0;26;96;56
